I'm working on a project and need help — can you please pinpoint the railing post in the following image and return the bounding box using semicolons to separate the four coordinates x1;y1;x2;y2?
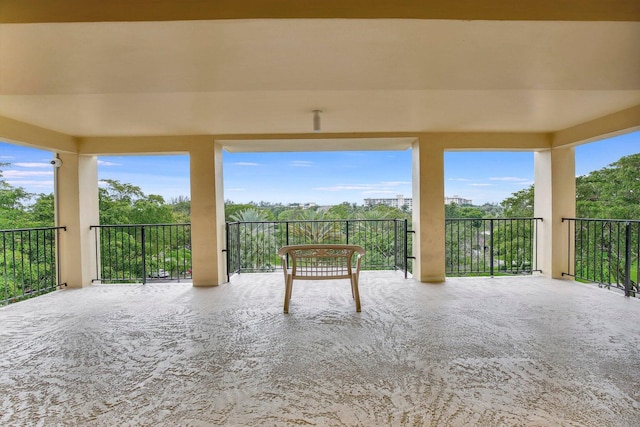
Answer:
346;220;350;244
562;218;569;277
624;221;631;297
403;219;407;277
57;226;63;286
489;219;495;277
224;222;230;282
141;226;147;285
285;221;290;246
91;226;99;283
236;223;241;274
393;219;398;270
404;219;414;279
2;231;7;304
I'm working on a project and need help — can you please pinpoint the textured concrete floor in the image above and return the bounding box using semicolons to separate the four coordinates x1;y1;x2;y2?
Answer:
1;273;639;426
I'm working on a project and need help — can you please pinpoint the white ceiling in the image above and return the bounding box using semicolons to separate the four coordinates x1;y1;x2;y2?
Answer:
1;19;639;137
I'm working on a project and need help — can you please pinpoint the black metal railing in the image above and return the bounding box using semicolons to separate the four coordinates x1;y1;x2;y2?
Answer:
90;224;192;284
563;218;639;297
1;226;66;305
445;218;542;276
225;219;413;279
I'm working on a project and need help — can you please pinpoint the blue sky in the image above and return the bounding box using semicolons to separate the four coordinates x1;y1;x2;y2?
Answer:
1;131;638;206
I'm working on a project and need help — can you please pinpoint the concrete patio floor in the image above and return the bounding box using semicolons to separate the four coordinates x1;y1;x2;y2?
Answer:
1;272;639;426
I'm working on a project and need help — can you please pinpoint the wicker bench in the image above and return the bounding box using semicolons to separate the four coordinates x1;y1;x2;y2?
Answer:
278;244;365;313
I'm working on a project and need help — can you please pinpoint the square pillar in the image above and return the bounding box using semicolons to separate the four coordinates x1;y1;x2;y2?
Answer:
534;147;576;278
412;139;446;282
189;143;226;286
56;153;99;288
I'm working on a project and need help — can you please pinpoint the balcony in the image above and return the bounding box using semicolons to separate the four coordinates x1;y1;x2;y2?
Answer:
5;218;639;304
1;3;639;424
2;271;639;425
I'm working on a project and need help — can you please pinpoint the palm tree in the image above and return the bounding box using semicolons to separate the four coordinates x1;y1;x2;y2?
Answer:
230;208;277;270
289;208;342;244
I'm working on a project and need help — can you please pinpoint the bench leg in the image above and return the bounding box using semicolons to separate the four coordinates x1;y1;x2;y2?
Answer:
351;274;361;312
284;275;293;313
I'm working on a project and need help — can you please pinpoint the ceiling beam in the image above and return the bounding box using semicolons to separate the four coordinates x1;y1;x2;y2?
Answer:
77;136;213;155
552;104;640;148
2;0;639;23
0;115;77;153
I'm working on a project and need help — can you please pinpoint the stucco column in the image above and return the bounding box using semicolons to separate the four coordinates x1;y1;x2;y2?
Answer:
189;143;226;286
411;138;446;282
534;147;576;278
56;153;99;288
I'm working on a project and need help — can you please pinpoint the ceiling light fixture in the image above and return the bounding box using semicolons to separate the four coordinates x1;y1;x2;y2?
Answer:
313;109;322;132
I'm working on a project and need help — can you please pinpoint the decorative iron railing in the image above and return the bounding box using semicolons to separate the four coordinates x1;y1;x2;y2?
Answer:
225;219;412;279
1;226;66;305
562;218;639;297
90;224;192;284
445;218;542;276
6;217;637;302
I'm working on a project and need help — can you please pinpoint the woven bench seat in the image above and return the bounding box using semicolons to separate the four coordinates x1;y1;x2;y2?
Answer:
278;244;365;313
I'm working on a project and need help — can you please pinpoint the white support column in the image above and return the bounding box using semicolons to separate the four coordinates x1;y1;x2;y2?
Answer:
189;143;226;286
56;153;99;288
534;147;576;278
412;138;446;282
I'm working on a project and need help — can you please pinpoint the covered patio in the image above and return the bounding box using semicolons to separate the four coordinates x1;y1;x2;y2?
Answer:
1;3;640;424
2;273;639;426
1;1;640;288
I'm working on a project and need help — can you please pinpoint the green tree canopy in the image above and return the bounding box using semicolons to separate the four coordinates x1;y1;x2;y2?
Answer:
98;179;176;224
0;162;37;229
576;153;640;219
225;202;271;222
500;186;534;218
29;193;55;226
168;196;191;222
230;208;271;222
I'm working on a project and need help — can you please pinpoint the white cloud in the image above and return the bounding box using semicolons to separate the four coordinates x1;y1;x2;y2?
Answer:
226;187;246;192
380;181;411;186
489;176;530;182
7;179;54;188
449;178;474;182
469;183;492;187
314;181;411;193
0;155;15;160
361;190;397;195
13;162;51;168
289;161;313;167
3;170;53;177
98;160;120;166
232;162;259;166
314;184;376;192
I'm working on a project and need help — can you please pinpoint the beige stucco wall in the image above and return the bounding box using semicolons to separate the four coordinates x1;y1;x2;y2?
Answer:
189;143;226;286
412;138;446;282
56;153;99;287
534;147;576;278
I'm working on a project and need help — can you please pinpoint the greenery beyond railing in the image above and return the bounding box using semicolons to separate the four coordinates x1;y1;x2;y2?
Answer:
226;219;412;278
91;224;192;284
563;218;639;297
445;218;542;276
4;218;639;302
1;226;66;305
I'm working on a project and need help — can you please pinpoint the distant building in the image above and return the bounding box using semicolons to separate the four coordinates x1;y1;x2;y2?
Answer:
364;194;472;209
288;202;317;209
364;195;413;211
445;195;472;205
